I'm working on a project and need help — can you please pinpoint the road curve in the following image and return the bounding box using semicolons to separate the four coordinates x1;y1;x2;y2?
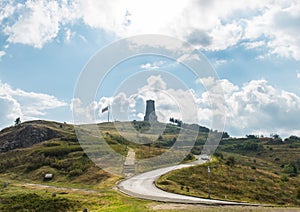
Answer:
117;158;261;205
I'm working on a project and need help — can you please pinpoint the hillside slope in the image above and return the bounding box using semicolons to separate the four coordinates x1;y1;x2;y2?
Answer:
0;120;75;152
0;120;209;185
157;137;300;206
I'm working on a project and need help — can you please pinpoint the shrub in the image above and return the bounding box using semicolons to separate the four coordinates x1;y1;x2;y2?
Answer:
284;163;298;174
281;174;289;182
41;146;83;157
191;146;202;155
69;168;83;177
214;152;224;159
0;193;80;211
183;153;195;162
60;136;78;142
43;142;61;147
242;142;264;151
225;156;236;167
297;189;300;199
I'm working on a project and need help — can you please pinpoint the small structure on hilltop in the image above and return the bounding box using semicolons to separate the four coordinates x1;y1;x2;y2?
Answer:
144;100;157;122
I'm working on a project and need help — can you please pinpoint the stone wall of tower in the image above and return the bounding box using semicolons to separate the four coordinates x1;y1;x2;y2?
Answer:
144;100;157;122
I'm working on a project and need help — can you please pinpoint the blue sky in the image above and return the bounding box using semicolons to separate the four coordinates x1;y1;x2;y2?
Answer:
1;0;300;138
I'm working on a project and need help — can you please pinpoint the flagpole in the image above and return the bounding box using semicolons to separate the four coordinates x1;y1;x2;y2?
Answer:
108;105;110;122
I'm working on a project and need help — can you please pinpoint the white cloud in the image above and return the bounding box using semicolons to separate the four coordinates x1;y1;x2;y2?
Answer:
140;63;157;70
65;28;72;42
71;96;113;124
197;78;300;137
3;0;77;48
0;81;67;129
72;75;198;124
140;61;165;71
75;0;124;31
210;22;243;50
71;98;97;124
176;51;202;64
0;51;5;59
297;72;300;79
71;74;300;137
196;76;216;88
0;2;16;23
1;0;300;60
0;94;22;128
214;59;227;67
242;41;265;49
244;2;300;60
144;75;167;91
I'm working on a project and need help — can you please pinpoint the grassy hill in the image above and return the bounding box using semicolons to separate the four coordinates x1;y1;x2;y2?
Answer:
1;120;299;210
0;120;209;211
0;121;116;189
0;120;206;177
0;121;148;211
157;137;300;206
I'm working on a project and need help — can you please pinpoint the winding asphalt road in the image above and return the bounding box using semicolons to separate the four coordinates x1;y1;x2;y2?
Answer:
117;157;260;205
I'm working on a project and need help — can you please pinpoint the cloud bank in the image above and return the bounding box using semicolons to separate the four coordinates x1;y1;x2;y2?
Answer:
0;81;67;129
1;0;300;60
71;75;300;138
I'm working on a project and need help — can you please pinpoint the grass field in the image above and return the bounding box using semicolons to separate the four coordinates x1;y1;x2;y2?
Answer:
0;181;151;212
1;181;299;212
1;120;300;211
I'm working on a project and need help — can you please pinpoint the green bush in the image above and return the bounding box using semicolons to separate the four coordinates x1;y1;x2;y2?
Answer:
69;168;83;177
284;163;298;174
191;146;202;155
183;153;195;162
220;140;264;153
213;152;224;159
40;146;83;157
281;174;289;182
0;193;80;212
43;142;61;147
297;189;300;199
225;156;236;167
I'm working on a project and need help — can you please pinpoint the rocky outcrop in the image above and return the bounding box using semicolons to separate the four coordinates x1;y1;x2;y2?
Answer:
0;124;60;152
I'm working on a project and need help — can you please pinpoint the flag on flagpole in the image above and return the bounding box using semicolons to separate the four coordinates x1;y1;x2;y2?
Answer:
102;106;109;113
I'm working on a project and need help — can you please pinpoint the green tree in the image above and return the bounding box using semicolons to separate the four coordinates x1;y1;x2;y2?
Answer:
222;132;230;139
246;134;258;139
14;117;21;126
169;117;174;123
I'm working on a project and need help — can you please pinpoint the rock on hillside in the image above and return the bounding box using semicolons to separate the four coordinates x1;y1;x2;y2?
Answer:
0;121;62;152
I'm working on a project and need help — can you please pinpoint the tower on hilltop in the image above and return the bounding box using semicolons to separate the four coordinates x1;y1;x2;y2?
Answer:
144;100;157;122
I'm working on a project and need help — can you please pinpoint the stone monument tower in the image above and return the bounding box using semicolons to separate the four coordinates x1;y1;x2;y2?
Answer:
144;100;157;122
